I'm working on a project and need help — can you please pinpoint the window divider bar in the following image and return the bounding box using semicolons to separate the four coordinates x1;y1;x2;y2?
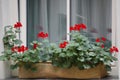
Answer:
67;0;70;41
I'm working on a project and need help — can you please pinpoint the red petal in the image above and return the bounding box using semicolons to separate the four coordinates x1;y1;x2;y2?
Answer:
25;47;28;50
63;41;69;45
70;26;74;31
21;45;25;52
11;47;15;52
17;22;22;27
110;48;114;53
33;43;38;49
74;24;81;31
81;23;87;29
101;37;106;42
45;33;48;37
96;38;100;42
113;46;119;52
59;43;66;48
101;44;104;48
14;24;18;28
18;48;22;52
115;48;119;52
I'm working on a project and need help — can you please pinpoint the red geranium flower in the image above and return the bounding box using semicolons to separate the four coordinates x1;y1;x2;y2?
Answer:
11;45;28;53
45;33;48;37
110;48;114;53
59;41;69;48
33;43;38;49
37;32;48;38
11;46;18;52
113;46;119;52
14;22;22;28
96;38;100;42
20;45;28;52
70;26;74;31
74;24;81;31
59;43;66;48
70;23;86;31
21;45;25;52
101;44;104;48
101;37;106;42
110;46;119;53
80;23;87;29
63;41;69;45
18;48;22;53
11;47;15;52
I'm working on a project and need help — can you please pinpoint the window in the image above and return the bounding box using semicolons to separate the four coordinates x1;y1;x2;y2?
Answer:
71;0;112;46
27;0;67;47
19;0;114;48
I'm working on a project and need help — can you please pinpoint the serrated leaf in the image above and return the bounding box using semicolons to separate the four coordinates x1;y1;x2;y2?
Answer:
14;39;22;45
66;53;73;57
59;53;66;57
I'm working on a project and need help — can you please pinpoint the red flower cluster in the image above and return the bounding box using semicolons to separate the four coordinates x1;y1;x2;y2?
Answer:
110;46;119;53
37;32;48;38
11;45;28;53
59;41;69;48
14;22;22;28
96;37;106;42
70;23;86;31
95;37;107;48
96;38;100;42
33;43;38;49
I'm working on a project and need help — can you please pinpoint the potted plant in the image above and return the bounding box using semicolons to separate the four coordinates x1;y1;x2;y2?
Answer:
46;24;118;79
0;22;50;73
18;23;119;79
0;22;118;79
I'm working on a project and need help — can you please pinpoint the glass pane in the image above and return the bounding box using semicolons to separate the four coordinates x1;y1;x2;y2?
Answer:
70;0;112;46
27;0;66;46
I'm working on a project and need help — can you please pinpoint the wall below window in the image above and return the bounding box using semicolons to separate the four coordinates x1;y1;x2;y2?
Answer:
0;0;18;79
116;0;120;79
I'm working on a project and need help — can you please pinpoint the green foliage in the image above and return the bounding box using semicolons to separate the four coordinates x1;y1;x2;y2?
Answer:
50;31;117;71
3;25;22;49
0;24;52;71
0;24;118;72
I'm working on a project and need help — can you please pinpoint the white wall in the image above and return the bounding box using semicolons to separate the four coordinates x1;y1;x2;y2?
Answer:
0;0;18;79
116;0;120;79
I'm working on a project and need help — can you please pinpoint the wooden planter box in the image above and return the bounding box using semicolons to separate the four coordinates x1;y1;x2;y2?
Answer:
19;62;107;79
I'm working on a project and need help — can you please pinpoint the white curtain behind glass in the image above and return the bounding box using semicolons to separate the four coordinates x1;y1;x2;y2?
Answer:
71;0;112;41
27;0;66;46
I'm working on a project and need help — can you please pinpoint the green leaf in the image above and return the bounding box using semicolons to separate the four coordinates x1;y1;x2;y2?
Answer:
15;29;21;33
59;53;66;57
10;64;19;70
83;64;91;69
62;62;71;68
88;52;96;56
42;39;49;43
66;52;73;57
77;46;83;50
105;65;112;71
112;57;117;61
0;55;7;61
14;39;22;45
77;57;85;62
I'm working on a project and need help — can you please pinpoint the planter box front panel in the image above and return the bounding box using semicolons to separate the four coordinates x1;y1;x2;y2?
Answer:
19;63;107;79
